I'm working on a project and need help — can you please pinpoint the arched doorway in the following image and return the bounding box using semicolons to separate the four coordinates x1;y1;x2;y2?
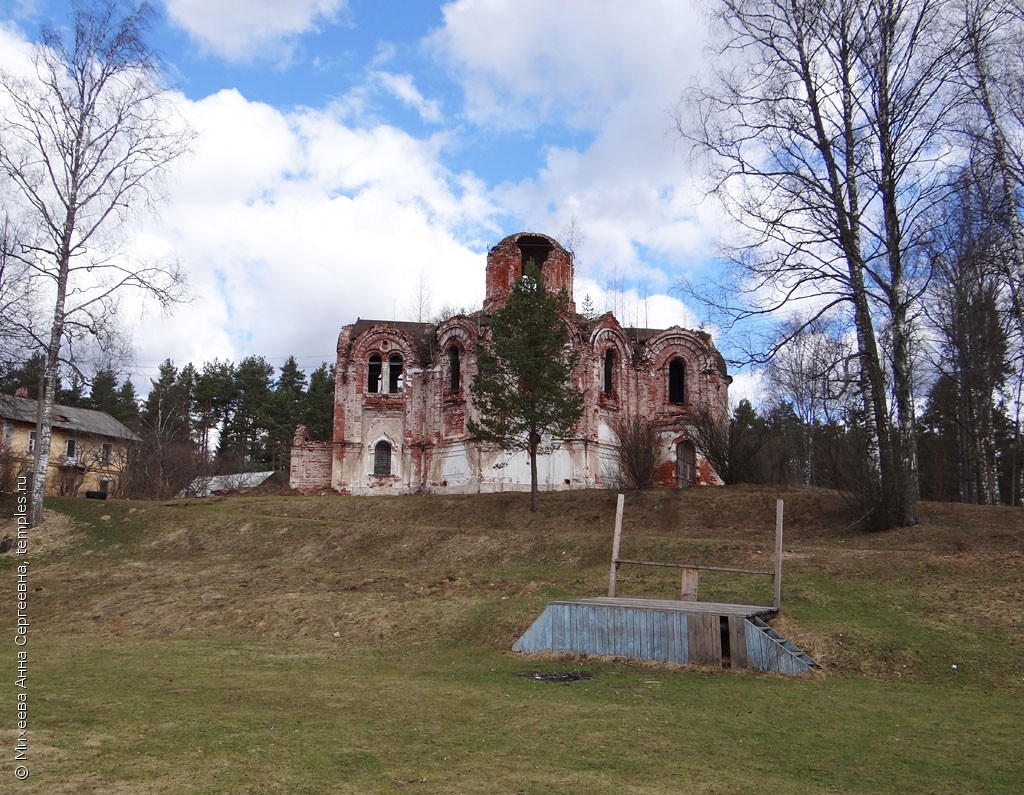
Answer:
676;441;696;488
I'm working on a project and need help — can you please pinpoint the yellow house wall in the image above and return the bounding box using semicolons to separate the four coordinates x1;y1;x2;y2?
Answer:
2;420;131;496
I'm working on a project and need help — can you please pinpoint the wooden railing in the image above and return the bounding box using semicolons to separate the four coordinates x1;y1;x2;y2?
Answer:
607;494;785;610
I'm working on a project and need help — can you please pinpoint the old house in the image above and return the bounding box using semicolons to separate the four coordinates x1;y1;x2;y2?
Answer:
0;392;140;496
290;232;731;495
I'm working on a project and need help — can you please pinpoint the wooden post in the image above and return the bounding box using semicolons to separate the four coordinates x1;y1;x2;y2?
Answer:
680;567;699;601
773;498;784;610
608;493;625;597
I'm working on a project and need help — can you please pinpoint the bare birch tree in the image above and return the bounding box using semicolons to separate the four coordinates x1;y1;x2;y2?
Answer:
0;214;39;370
681;0;961;527
958;0;1024;337
855;0;965;523
0;1;192;524
765;319;856;482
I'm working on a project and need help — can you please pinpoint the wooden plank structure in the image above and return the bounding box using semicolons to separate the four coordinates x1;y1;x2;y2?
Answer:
513;496;818;675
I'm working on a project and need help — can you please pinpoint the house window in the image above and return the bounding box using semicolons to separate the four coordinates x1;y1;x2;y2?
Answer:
66;439;77;459
668;358;686;405
367;354;383;393
388;354;404;393
28;431;36;454
373;441;392;476
99;479;110;495
101;443;112;465
448;346;461;392
603;349;616;396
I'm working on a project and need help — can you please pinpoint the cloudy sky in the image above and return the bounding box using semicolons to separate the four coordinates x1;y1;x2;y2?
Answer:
1;1;756;397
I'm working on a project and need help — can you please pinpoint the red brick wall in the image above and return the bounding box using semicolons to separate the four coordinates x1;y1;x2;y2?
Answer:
484;233;575;314
289;441;332;493
291;232;732;495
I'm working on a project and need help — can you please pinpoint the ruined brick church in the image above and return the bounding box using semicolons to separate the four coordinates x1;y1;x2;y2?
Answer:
290;232;731;495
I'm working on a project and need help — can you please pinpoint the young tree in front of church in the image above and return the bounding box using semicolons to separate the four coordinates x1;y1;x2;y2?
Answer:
468;264;583;512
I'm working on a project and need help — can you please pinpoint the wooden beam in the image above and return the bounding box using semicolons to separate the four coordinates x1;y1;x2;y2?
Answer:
687;613;721;665
608;493;625;597
728;615;749;669
774;499;784;610
616;559;770;576
680;567;699;601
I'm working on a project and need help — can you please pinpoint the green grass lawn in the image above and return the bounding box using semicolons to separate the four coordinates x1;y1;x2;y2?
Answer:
2;487;1022;793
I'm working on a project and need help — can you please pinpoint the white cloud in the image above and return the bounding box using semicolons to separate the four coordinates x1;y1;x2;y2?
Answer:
162;0;349;63
1;2;751;400
122;87;496;378
430;0;726;292
729;370;766;410
573;278;699;331
372;71;443;124
0;22;37;75
0;17;496;387
430;0;705;130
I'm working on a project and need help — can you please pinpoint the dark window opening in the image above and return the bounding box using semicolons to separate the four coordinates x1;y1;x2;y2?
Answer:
101;443;112;465
448;346;461;392
668;358;686;404
516;235;553;276
373;441;392;476
99;479;110;495
603;349;616;396
388;354;404;393
367;354;382;393
66;439;77;459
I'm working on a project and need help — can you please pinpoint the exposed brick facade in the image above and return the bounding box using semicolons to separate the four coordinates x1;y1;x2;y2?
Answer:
290;232;731;495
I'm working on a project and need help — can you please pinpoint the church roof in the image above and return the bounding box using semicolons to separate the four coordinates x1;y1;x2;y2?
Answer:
348;318;435;340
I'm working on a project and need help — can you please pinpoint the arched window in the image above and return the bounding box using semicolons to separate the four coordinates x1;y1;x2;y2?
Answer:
448;346;461;392
603;349;616;396
668;358;686;404
388;354;404;393
373;441;392;476
367;354;382;393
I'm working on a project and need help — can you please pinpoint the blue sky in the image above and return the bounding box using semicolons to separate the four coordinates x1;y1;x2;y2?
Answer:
1;1;757;398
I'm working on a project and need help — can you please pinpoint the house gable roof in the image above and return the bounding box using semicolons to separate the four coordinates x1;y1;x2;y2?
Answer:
0;394;141;442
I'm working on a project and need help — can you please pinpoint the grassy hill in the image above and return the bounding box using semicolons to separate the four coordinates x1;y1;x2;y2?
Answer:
2;486;1022;793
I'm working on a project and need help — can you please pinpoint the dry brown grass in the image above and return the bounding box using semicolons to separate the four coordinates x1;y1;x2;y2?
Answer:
3;485;1021;682
2;486;1022;793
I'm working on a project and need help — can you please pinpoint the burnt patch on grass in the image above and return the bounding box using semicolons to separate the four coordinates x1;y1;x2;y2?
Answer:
517;670;594;683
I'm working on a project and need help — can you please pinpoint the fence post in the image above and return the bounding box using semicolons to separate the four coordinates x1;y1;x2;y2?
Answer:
680;567;699;601
773;499;784;610
608;493;625;597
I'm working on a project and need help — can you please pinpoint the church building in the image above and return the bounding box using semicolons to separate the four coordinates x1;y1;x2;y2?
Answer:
290;232;731;495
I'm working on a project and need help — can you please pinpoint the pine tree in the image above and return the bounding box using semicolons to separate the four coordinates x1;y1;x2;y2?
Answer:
57;373;88;407
194;360;236;459
220;356;275;467
114;379;140;429
302;363;335;441
88;368;118;411
0;353;45;398
266;356;307;470
468;263;583;511
137;360;196;497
